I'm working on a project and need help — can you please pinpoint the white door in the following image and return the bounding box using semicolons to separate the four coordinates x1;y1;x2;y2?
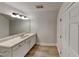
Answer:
60;10;70;57
69;3;79;56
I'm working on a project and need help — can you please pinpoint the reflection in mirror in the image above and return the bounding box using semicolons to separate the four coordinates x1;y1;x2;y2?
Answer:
0;13;31;39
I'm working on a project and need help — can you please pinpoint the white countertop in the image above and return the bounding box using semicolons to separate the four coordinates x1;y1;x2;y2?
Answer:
0;33;36;48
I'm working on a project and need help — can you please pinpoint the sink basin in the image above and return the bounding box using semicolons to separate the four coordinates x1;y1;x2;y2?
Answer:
20;34;29;38
23;35;29;37
12;37;21;40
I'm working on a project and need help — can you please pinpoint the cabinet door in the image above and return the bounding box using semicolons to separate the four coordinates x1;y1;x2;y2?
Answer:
31;35;36;46
25;39;30;54
69;2;79;56
13;41;26;57
29;35;36;49
0;47;11;57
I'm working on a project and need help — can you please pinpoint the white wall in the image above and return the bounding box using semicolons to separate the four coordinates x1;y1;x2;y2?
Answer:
0;14;9;38
31;11;58;46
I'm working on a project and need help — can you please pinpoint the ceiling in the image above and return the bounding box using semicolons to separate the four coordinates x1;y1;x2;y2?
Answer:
5;2;62;13
0;2;63;20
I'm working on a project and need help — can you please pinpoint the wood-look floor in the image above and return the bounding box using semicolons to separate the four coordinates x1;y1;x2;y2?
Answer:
25;45;59;57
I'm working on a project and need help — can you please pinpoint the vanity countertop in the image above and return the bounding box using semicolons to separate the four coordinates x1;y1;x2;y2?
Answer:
0;33;36;48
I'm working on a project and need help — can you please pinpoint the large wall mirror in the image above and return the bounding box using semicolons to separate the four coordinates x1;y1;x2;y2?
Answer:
0;13;31;38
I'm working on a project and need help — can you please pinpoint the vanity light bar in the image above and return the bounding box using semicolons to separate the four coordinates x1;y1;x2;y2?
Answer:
11;12;29;20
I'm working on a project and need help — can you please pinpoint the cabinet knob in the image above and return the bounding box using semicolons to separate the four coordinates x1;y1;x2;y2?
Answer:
3;51;7;53
18;45;21;47
0;50;7;53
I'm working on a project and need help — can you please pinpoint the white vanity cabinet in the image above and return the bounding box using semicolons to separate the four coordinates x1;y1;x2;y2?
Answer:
12;34;36;57
0;33;36;57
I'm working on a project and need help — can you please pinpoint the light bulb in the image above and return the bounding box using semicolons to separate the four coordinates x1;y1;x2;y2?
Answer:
21;16;29;20
11;12;18;18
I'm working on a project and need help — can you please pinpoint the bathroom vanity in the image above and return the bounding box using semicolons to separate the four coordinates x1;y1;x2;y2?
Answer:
0;33;36;57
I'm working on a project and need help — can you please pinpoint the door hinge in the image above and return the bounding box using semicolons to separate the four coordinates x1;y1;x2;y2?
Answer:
60;18;62;22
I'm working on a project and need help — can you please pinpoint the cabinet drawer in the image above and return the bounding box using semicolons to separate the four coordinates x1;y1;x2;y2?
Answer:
13;41;26;51
0;47;11;57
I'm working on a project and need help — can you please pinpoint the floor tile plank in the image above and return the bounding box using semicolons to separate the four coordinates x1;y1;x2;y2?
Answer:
25;45;59;57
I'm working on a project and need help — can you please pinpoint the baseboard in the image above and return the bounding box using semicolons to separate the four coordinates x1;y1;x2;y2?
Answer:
36;42;56;46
